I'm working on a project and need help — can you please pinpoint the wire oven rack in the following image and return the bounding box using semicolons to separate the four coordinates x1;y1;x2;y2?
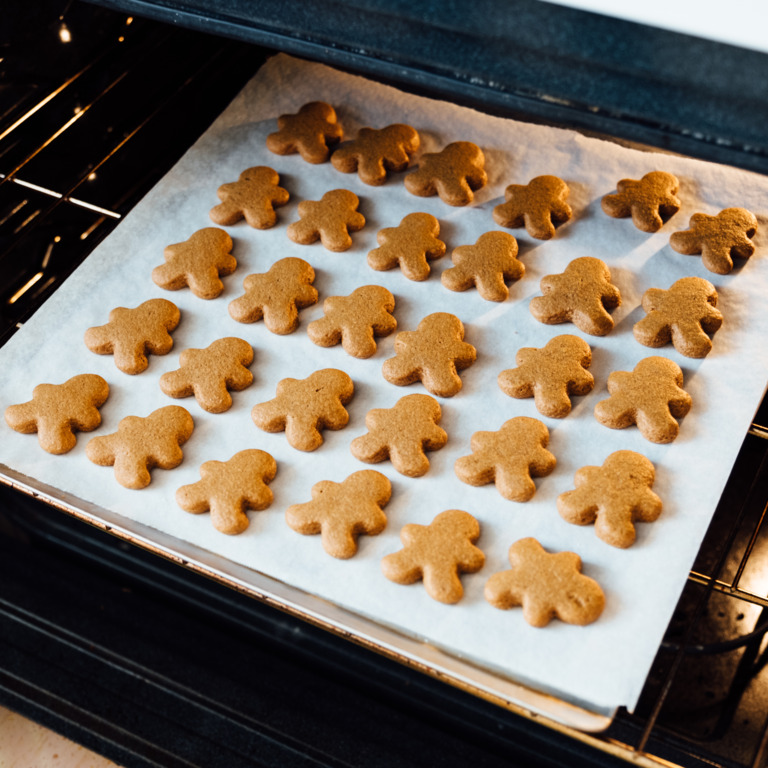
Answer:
2;4;768;766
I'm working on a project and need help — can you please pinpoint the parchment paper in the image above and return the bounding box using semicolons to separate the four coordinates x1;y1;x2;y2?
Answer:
2;54;768;713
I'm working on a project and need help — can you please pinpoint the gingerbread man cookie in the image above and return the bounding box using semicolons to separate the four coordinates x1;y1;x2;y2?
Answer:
492;175;573;240
497;335;594;418
367;212;446;281
228;257;318;335
557;450;662;548
633;276;723;358
285;470;391;559
441;231;524;302
350;393;447;477
307;285;396;358
454;416;556;502
287;189;365;252
669;207;758;275
84;298;180;375
529;256;621;336
266;101;343;164
601;170;681;232
159;337;254;413
382;312;476;397
594;356;692;443
381;509;485;604
404;141;487;206
485;538;605;627
251;368;354;451
176;449;277;535
209;166;289;229
85;405;193;489
330;124;420;185
5;373;109;455
152;228;236;300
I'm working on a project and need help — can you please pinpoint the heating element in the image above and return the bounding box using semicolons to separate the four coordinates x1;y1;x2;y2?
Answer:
3;3;768;767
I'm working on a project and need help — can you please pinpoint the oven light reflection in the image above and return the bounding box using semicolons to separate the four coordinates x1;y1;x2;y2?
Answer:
8;273;44;305
58;24;72;43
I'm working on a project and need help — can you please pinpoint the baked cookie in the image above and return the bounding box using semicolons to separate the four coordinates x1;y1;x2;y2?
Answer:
286;189;365;252
367;212;446;281
85;405;193;489
228;257;318;335
485;538;605;627
594;356;692;443
601;170;681;232
454;416;556;502
633;276;723;358
5;373;109;455
159;337;254;413
265;101;343;164
84;298;180;375
350;393;447;477
492;175;573;240
307;285;396;358
285;470;391;559
529;256;621;336
330;124;420;185
497;335;594;418
152;228;236;300
209;166;289;229
557;450;662;548
382;312;476;397
251;368;354;451
381;509;485;604
404;141;487;206
176;449;277;535
441;231;524;302
669;207;758;275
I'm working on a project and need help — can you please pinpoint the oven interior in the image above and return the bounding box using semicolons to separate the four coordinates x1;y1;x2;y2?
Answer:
3;2;768;766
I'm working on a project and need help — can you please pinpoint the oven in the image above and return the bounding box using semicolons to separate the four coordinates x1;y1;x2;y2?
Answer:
3;2;768;766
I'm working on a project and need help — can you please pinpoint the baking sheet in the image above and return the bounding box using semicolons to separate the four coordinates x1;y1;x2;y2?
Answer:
2;53;768;715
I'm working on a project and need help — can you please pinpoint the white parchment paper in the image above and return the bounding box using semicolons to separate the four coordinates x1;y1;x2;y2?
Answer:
2;54;768;712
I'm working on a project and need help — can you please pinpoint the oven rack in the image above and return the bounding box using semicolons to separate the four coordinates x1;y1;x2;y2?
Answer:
3;4;768;766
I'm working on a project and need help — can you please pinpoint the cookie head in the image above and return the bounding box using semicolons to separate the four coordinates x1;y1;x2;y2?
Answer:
5;373;110;455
